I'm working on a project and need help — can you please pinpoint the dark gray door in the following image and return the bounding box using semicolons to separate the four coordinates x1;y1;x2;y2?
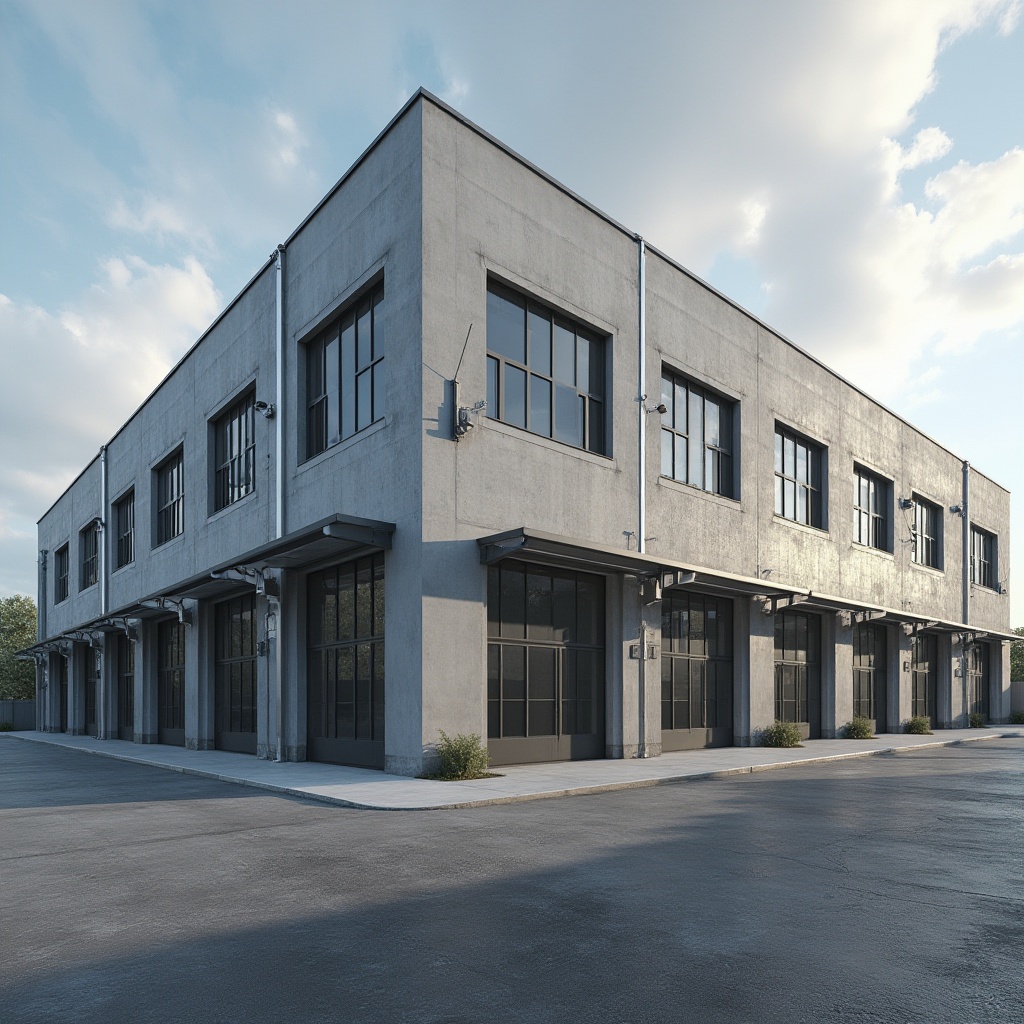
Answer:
967;645;989;721
84;650;98;737
853;624;887;734
117;635;134;741
215;594;258;755
157;620;185;747
911;635;937;728
774;611;821;740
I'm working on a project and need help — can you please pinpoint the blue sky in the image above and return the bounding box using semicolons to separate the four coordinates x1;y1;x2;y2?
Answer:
0;0;1022;625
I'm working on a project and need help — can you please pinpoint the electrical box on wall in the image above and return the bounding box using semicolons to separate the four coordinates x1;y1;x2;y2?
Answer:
629;643;658;660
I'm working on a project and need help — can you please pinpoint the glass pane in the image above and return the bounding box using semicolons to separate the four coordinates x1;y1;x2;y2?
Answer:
500;566;526;639
661;429;673;477
553;322;575;384
706;398;720;447
526;572;554;641
552;576;575;643
357;369;372;431
588;398;604;454
325;331;340;446
341;324;355;439
575;334;589;392
785;479;795;520
688;391;703;485
528;310;551;377
588;338;604;398
554;382;583;446
357;300;372;369
487;288;526;364
784;436;795;477
504;365;527;428
576;575;604;646
529;375;552;437
661;376;673;425
796;444;807;485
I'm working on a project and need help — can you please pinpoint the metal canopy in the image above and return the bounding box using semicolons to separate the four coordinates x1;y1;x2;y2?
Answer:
476;526;1020;642
476;527;804;598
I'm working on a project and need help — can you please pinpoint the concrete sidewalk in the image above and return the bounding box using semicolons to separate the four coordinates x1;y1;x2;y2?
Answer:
6;726;1022;810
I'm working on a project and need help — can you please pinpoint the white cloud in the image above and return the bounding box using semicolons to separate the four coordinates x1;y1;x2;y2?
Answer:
899;127;954;170
0;257;220;594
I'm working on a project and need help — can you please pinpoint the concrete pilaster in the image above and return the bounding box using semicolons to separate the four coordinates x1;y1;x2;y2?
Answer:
98;633;117;739
69;642;86;735
936;633;955;728
745;604;775;743
832;617;854;732
733;598;752;745
187;600;213;750
894;628;913;732
993;641;1010;723
277;570;301;762
136;619;159;743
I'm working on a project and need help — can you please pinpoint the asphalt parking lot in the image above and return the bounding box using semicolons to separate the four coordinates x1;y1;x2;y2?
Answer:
2;737;1022;1024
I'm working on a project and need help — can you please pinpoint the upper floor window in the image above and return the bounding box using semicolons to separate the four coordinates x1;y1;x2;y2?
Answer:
155;448;184;546
213;392;256;511
54;544;69;604
774;425;824;528
853;466;890;551
911;495;941;569
306;283;384;460
659;369;735;497
486;281;607;455
115;489;135;569
79;522;99;590
970;525;997;589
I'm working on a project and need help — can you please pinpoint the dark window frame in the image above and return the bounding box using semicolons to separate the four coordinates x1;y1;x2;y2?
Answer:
79;522;99;591
969;525;997;590
54;544;69;604
114;489;135;570
853;465;891;551
774;424;825;528
154;448;184;546
305;282;384;461
659;368;736;498
911;495;941;570
485;279;608;456
213;390;256;512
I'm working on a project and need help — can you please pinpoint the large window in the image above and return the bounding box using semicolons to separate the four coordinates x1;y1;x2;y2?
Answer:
661;593;733;749
970;525;997;589
213;392;256;511
79;523;98;590
215;593;257;754
54;545;69;604
487;561;605;764
155;449;184;546
966;644;989;719
307;554;385;768
486;281;607;455
774;611;821;738
115;490;135;569
853;466;890;550
306;283;384;459
157;619;185;746
774;425;823;527
911;496;941;569
852;624;887;723
911;634;936;724
659;370;734;497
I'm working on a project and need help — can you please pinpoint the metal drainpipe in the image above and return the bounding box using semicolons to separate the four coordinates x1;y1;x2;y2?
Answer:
273;245;285;761
961;460;970;726
38;549;47;642
636;236;648;757
100;445;108;616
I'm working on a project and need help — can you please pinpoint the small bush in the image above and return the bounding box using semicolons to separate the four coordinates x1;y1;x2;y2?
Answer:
844;716;875;739
904;716;933;735
760;720;803;748
1009;711;1024;725
968;712;986;729
430;731;494;781
0;722;14;732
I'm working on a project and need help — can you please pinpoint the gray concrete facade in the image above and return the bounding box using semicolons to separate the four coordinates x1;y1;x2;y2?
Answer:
28;91;1014;777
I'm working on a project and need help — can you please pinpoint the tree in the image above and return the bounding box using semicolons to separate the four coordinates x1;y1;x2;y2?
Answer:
0;595;37;700
1012;626;1024;683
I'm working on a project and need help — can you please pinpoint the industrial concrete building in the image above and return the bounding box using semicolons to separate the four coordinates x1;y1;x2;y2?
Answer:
26;90;1015;775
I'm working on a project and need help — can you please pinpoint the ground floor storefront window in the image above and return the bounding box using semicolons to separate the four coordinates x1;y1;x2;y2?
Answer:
487;561;604;765
911;634;937;726
158;620;185;747
215;593;258;755
307;553;385;769
853;623;888;732
966;644;989;721
661;592;733;750
774;611;821;739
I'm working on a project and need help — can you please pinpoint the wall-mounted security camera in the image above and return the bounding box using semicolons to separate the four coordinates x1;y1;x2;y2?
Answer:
255;400;276;419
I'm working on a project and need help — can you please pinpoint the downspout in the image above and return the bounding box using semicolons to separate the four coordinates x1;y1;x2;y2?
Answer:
637;236;647;555
273;244;285;761
961;460;970;726
636;235;648;757
38;549;47;732
99;445;108;616
38;550;47;642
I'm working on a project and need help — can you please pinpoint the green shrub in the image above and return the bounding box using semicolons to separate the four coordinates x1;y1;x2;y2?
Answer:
430;731;494;781
1009;711;1024;725
904;716;933;735
0;721;14;732
844;716;875;739
968;712;986;729
760;720;803;748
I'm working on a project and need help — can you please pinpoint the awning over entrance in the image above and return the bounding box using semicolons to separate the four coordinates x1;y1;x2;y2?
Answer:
24;513;397;650
476;526;1019;642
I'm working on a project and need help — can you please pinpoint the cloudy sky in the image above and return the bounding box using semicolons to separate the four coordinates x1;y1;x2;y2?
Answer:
1;0;1022;623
